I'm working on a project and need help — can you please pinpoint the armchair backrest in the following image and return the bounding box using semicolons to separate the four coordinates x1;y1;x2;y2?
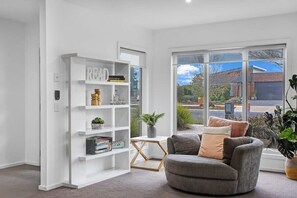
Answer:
229;137;263;193
167;137;175;154
167;134;202;155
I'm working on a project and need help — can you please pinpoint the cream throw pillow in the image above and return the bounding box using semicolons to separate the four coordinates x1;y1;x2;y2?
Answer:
198;126;231;159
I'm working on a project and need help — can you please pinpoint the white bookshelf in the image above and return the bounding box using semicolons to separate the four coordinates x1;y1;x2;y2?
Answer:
79;148;130;161
78;126;129;136
82;105;129;110
62;53;131;188
75;168;130;189
82;80;129;86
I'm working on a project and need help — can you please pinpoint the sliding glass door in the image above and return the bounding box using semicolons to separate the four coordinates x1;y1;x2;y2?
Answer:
209;52;243;120
247;47;285;148
174;53;205;133
173;44;286;149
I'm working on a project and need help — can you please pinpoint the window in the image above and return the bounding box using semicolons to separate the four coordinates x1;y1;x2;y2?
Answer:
119;48;146;137
247;47;285;148
173;44;286;149
174;53;205;132
209;52;243;119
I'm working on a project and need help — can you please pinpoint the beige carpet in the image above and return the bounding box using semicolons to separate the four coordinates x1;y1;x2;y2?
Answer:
0;165;40;198
1;165;297;198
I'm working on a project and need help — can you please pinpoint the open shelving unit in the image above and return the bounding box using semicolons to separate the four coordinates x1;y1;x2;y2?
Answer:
82;105;129;110
62;53;130;189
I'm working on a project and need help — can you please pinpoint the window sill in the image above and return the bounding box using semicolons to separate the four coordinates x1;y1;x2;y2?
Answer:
260;148;286;173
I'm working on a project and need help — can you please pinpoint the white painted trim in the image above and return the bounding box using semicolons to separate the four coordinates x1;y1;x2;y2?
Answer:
168;38;291;54
38;183;64;191
242;50;248;121
61;53;129;64
0;161;25;169
117;42;147;59
171;54;177;135
260;152;286;173
39;0;48;188
117;42;149;135
169;38;292;135
25;161;40;167
204;54;209;126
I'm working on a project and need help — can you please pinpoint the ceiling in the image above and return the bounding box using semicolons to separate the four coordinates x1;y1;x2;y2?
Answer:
66;0;297;29
0;0;39;23
0;0;297;28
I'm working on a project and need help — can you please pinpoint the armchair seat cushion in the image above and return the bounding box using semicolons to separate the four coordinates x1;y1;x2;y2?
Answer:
164;154;238;180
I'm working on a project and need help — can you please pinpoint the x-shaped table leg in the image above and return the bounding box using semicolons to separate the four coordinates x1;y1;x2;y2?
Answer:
157;142;168;170
130;140;168;171
130;141;148;166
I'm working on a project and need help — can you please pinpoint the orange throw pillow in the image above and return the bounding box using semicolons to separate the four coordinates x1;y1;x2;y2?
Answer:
198;126;231;160
208;116;249;137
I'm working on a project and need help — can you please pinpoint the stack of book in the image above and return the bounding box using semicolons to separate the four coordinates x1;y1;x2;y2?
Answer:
108;75;126;83
86;136;112;155
112;140;125;149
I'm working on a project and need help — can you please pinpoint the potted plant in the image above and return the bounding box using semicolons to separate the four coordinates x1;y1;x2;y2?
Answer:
264;74;297;180
140;112;165;138
92;117;104;129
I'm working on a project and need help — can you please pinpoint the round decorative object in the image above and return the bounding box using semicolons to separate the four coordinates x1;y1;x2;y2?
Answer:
285;156;297;180
92;123;104;130
147;126;156;138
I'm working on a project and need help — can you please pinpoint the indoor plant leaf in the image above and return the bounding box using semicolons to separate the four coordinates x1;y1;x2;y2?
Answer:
140;112;165;127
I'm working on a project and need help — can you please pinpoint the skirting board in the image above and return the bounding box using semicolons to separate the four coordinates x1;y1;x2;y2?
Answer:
38;183;64;191
0;161;25;169
25;161;40;167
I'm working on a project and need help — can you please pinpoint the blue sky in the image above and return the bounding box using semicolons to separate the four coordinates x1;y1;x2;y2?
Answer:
177;61;283;86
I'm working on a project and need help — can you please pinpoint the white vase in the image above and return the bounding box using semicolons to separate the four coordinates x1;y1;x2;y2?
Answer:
92;123;104;130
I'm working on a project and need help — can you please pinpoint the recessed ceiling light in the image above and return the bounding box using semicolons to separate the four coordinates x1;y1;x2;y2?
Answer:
186;0;192;3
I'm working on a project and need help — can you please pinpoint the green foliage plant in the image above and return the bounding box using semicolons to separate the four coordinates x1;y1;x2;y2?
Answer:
140;112;165;127
264;74;297;159
130;105;141;137
92;117;104;124
177;105;195;130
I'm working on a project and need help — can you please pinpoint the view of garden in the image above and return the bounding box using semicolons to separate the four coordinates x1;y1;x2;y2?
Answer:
130;67;142;138
176;48;285;148
128;48;286;148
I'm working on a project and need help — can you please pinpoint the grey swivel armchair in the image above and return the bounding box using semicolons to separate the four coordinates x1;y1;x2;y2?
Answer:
164;134;264;195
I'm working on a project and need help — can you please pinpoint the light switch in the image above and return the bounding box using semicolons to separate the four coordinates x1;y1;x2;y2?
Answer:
54;73;60;82
54;103;59;112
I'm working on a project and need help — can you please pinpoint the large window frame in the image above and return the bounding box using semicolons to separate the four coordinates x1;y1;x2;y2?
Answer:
117;43;148;137
167;38;293;172
173;44;286;133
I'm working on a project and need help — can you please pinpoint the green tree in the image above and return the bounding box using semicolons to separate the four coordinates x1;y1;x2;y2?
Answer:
177;105;195;130
190;74;204;99
209;84;231;102
177;84;183;103
131;105;141;137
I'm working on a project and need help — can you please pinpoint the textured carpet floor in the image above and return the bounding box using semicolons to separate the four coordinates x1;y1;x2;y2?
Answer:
0;165;40;198
1;165;297;198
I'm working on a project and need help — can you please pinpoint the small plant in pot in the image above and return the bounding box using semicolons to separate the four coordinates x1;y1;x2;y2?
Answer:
264;74;297;180
140;112;165;138
92;117;104;129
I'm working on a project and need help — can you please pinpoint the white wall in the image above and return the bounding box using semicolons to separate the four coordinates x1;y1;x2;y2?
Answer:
25;21;40;166
0;18;26;168
152;13;297;136
40;0;153;189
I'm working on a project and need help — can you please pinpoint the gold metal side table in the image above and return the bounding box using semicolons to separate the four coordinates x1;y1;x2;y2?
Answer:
130;136;168;171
